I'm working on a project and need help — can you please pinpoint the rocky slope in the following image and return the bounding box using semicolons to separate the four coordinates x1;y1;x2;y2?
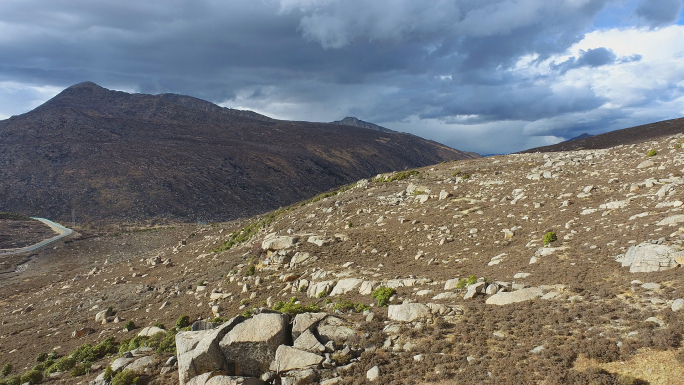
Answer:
0;82;477;226
523;117;684;153
3;134;684;384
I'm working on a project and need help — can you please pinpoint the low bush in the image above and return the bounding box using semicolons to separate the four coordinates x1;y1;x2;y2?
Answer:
1;363;12;376
111;369;139;385
103;366;114;381
333;300;369;313
123;321;135;331
374;170;421;183
272;298;321;315
70;363;91;377
647;149;657;157
543;231;557;246
35;353;48;363
44;356;76;376
19;370;42;384
245;264;256;276
0;376;20;385
371;287;396;307
175;315;191;329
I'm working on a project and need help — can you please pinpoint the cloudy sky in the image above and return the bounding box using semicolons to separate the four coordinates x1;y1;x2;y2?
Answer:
1;0;683;154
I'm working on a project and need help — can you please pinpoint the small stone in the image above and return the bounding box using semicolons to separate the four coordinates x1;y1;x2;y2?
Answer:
367;366;380;381
672;298;684;312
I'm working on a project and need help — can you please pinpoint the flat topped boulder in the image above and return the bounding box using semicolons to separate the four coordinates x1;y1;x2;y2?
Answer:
616;243;684;273
270;345;324;372
219;313;290;377
291;312;327;340
485;287;543;306
262;236;299;251
387;303;431;322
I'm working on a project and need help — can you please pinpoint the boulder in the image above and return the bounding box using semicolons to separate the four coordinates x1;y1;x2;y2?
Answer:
307;281;335;298
219;313;290;377
110;357;135;373
204;376;265;385
387;303;431;322
486;287;543;305
291;313;327;340
95;308;114;323
358;281;377;295
637;160;655;169
126;356;155;373
316;316;357;343
262;236;299;251
444;279;460;290
615;243;684;273
138;326;166;337
673;298;684;312
293;329;325;353
280;368;319;385
657;215;684;226
463;282;486;299
307;236;330;247
367;366;380;381
270;346;324;372
329;278;363;296
177;316;245;385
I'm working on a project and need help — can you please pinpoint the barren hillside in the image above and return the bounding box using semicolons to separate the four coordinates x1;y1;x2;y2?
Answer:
2;134;684;385
0;82;477;226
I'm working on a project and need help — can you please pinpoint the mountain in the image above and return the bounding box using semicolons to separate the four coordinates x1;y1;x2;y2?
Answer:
330;117;394;133
521;117;684;153
562;132;593;143
0;82;479;225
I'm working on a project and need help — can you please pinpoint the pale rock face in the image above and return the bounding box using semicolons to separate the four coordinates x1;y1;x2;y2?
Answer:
261;236;299;251
293;329;326;353
291;313;327;340
316;316;357;343
367;366;381;381
672;298;684;312
387;303;431;322
485;287;543;305
138;326;166;337
657;215;684;226
329;278;363;296
219;314;290;377
637;160;655;169
463;282;486;299
270;345;323;372
615;243;684;273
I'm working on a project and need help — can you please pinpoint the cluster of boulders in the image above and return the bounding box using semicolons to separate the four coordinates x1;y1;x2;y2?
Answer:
175;311;364;385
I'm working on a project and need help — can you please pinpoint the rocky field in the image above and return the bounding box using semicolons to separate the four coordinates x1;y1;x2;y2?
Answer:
2;133;684;385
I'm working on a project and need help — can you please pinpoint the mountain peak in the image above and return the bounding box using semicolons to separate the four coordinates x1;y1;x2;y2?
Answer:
331;117;394;133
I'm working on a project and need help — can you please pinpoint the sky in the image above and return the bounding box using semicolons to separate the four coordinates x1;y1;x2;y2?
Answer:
0;0;683;154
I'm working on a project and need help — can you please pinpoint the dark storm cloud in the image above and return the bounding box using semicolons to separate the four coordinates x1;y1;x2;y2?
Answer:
635;0;683;28
0;0;681;153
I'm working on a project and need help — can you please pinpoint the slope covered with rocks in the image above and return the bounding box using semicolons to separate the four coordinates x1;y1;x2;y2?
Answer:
3;133;684;384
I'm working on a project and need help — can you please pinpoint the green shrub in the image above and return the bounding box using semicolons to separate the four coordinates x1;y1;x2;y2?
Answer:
412;190;426;196
44;355;76;376
333;300;369;313
241;309;253;318
455;278;468;289
32;359;53;372
71;344;94;363
70;363;91;377
111;369;139;385
103;367;114;381
2;376;20;385
123;321;135;331
374;170;421;183
1;363;12;376
119;336;150;356
317;290;328;298
175;315;191;329
35;353;48;363
146;329;177;354
20;370;42;384
245;265;256;276
272;297;321;315
461;173;471;179
647;149;657;157
372;287;396;307
153;322;165;330
93;337;117;359
466;275;477;285
210;317;228;324
543;231;557;246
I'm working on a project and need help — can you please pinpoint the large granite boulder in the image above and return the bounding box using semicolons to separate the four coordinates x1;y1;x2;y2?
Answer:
615;243;684;273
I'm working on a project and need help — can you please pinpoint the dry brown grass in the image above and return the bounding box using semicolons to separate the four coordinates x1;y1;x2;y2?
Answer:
574;348;684;385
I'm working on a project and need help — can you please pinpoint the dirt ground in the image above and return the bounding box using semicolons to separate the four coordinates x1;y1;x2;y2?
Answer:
2;133;684;384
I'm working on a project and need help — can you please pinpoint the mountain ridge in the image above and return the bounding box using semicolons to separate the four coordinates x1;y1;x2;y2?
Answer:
0;82;479;225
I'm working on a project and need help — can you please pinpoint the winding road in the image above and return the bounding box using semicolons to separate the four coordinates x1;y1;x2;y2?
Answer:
0;218;73;256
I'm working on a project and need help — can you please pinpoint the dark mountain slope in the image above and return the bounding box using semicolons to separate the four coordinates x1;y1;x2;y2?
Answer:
0;82;478;225
331;117;394;133
522;117;684;153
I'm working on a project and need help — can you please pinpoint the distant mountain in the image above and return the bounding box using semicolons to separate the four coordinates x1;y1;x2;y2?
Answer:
562;133;593;143
0;82;479;225
331;117;394;133
521;118;684;153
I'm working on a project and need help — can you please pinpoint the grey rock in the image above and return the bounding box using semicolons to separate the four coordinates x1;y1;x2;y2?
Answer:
270;345;324;372
615;243;684;273
126;356;155;373
641;282;661;290
657;215;684;226
485;287;543;305
463;282;486;299
262;236;299;251
110;357;135;373
219;313;290;377
177;315;245;385
316;316;357;343
291;313;327;340
673;298;684;312
367;366;380;381
138;326;166;337
329;278;363;296
293;329;326;353
387;303;431;322
192;321;219;331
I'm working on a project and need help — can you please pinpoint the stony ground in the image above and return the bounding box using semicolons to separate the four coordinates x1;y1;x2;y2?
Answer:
3;134;684;384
